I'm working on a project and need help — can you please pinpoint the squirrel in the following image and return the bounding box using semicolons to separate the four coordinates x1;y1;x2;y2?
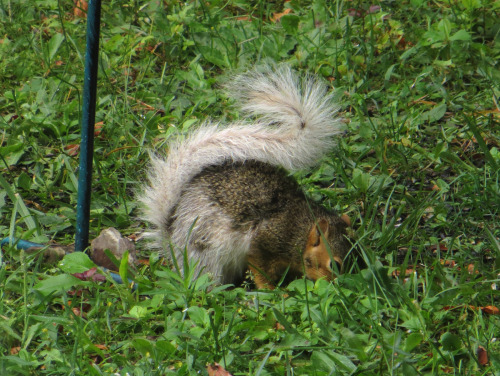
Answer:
139;65;351;289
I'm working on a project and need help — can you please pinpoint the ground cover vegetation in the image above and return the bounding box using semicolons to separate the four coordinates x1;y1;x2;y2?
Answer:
0;0;499;374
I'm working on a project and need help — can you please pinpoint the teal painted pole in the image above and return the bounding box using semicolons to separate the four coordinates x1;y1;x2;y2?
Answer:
75;0;102;252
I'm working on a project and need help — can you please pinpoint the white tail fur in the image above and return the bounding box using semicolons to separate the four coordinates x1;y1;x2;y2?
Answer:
139;65;343;245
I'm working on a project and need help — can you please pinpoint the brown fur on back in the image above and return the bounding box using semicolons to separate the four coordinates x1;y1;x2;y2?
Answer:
168;161;350;287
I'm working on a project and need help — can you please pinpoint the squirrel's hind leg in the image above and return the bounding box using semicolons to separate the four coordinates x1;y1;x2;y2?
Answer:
169;185;253;285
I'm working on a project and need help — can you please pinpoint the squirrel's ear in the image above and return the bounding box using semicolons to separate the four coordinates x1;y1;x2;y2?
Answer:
340;214;351;227
308;219;329;247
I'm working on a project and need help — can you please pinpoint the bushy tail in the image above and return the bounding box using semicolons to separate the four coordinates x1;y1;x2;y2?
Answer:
139;65;343;242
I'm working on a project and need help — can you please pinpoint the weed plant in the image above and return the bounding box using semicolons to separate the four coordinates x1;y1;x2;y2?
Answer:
0;0;499;375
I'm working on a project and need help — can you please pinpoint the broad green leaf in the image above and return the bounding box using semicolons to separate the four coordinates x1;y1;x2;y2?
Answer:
311;351;337;372
450;29;471;41
34;274;87;295
47;33;65;62
352;168;371;193
133;338;153;357
384;63;398;82
280;15;300;34
188;306;208;326
129;306;149;319
440;332;461;351
405;332;424;352
340;328;368;361
156;340;176;355
0;143;25;166
461;0;481;9
58;252;96;273
312;350;356;372
421;102;447;123
0;321;21;341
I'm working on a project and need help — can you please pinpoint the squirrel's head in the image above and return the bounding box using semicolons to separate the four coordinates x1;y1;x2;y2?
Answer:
303;217;350;282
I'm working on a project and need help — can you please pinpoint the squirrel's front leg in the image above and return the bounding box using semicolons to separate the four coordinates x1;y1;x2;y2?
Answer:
247;255;276;290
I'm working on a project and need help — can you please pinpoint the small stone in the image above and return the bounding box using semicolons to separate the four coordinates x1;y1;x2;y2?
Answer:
90;228;136;271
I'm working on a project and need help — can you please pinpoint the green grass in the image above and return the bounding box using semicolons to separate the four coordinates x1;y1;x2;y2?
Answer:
1;0;499;374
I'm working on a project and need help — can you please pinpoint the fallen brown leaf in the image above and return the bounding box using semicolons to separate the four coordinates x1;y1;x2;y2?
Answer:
73;268;107;282
271;8;292;22
477;345;488;366
10;346;21;355
440;259;455;267
391;268;417;277
467;263;479;274
72;307;85;318
73;0;88;18
275;322;285;331
64;144;80;156
481;306;500;315
94;121;104;137
207;363;233;376
442;305;500;315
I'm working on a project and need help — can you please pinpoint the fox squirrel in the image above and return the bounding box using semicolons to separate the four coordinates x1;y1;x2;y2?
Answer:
139;65;351;289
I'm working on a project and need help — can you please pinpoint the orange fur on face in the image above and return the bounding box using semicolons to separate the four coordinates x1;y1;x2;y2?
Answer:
303;219;343;281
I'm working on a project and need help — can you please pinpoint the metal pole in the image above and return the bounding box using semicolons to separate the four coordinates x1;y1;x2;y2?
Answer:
75;0;102;252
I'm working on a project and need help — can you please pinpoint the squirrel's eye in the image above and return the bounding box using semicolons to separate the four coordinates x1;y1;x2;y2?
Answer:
327;259;342;272
335;260;342;272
